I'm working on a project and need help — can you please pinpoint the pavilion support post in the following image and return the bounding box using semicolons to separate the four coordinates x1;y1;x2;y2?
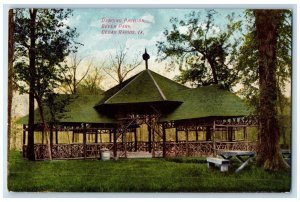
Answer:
22;125;26;157
175;128;178;143
123;132;127;158
113;128;117;159
109;130;112;143
83;123;87;159
185;128;189;157
72;127;75;143
134;128;137;152
228;127;233;142
95;130;98;143
213;121;216;157
162;124;166;158
22;124;26;146
244;127;249;150
148;125;152;153
55;128;58;144
152;124;155;158
195;129;199;141
41;130;44;145
50;124;53;147
100;131;103;143
206;127;211;141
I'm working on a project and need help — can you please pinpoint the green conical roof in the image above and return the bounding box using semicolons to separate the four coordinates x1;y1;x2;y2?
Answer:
17;70;252;125
95;69;188;106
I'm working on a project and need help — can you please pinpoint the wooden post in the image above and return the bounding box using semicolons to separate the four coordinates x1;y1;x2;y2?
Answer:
55;128;58;144
228;127;233;142
134;128;137;152
148;124;152;153
113;128;117;158
175;128;178;143
72;127;75;143
206;126;211;141
83;123;87;159
109;130;112;143
244;127;249;150
124;131;127;158
185;128;189;157
152;124;155;158
22;125;26;146
195;129;199;141
95;130;98;143
213;121;216;157
22;125;26;157
162;124;166;158
50;124;53;147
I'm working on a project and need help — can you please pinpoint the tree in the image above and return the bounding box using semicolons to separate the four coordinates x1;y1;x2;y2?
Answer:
156;10;242;88
254;10;287;170
237;10;291;107
8;9;14;167
13;9;79;160
62;52;91;94
104;47;141;84
237;10;292;151
77;65;104;95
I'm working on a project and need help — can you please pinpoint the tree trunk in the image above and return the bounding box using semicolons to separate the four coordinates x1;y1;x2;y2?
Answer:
36;97;52;160
255;10;286;170
27;9;37;161
8;9;14;158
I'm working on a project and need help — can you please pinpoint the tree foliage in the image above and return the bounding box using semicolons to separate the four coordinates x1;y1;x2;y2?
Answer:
237;10;291;107
14;9;79;98
157;10;243;89
13;8;79;160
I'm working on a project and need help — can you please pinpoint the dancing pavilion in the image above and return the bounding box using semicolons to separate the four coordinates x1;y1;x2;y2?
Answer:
18;51;258;160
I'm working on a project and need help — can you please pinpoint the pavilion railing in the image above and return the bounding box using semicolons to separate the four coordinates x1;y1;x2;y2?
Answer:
23;140;257;160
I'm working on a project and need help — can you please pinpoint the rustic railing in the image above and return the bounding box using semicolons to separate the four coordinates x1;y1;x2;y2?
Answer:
23;141;257;160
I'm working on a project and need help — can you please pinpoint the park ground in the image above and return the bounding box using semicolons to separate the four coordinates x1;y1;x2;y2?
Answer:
7;150;291;192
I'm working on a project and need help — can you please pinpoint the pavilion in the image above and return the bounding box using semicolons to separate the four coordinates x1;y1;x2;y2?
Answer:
18;51;258;160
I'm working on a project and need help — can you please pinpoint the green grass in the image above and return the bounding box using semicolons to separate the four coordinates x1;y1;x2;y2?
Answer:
7;150;291;192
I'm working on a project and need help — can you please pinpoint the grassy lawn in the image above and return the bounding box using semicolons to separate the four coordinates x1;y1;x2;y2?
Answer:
7;150;291;192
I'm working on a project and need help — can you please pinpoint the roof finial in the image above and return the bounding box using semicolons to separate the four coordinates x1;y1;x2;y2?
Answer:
142;48;150;70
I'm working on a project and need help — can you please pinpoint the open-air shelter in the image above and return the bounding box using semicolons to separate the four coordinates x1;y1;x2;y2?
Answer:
18;52;258;160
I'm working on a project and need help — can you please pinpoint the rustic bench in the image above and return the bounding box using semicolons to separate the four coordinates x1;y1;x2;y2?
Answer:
207;157;230;172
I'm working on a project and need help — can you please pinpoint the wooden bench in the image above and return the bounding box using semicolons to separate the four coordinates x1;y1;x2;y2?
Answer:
207;157;230;172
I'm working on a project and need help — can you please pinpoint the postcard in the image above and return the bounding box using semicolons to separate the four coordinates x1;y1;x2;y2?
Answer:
6;7;292;193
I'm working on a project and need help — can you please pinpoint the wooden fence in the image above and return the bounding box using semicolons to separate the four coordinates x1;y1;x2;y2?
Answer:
22;141;257;160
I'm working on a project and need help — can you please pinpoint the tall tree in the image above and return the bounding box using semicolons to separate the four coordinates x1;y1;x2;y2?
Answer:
77;65;104;95
254;10;287;170
62;52;91;94
14;9;79;160
237;10;291;107
8;9;14;163
157;10;242;88
104;47;141;84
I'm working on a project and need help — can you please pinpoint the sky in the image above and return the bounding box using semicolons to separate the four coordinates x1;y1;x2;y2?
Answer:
66;8;245;89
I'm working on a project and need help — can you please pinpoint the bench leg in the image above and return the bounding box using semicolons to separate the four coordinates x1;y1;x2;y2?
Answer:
235;157;251;173
207;162;213;169
220;164;228;172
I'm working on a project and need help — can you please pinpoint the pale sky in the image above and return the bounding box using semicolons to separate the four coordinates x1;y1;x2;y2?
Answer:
66;8;245;89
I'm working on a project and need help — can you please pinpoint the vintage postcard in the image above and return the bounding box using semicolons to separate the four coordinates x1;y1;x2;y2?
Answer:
6;6;292;194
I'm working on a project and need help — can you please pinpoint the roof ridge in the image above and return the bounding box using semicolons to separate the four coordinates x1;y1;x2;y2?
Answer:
104;70;145;104
147;70;167;101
